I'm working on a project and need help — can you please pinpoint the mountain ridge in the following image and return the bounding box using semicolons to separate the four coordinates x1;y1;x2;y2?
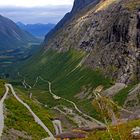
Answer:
44;0;101;44
43;0;140;84
0;15;37;51
0;15;40;68
4;0;140;139
17;22;55;38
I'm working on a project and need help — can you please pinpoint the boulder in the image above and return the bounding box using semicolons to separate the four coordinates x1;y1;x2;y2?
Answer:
131;127;140;139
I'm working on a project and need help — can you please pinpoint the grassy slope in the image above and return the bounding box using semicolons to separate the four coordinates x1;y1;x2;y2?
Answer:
113;84;136;106
20;49;111;91
17;49;111;119
0;80;54;140
4;95;49;140
14;86;80;129
0;79;6;97
80;119;140;140
14;88;54;132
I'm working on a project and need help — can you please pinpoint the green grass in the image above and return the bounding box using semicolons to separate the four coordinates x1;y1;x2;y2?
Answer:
3;86;54;140
14;86;80;129
15;88;55;132
77;99;99;119
0;79;6;97
15;49;111;119
19;49;111;90
80;119;140;140
4;96;48;140
0;79;55;139
4;95;48;140
15;86;75;109
113;85;135;106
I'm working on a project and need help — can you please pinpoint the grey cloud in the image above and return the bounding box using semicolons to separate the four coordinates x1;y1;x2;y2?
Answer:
0;5;72;24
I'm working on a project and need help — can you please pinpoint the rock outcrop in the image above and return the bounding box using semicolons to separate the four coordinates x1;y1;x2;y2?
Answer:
131;127;140;139
72;0;99;14
44;0;100;44
124;83;140;111
43;0;140;84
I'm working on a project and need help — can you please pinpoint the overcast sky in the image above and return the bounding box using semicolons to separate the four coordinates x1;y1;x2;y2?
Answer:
0;0;74;24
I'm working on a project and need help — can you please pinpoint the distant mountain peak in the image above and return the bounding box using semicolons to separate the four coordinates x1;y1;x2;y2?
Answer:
17;22;55;37
43;0;140;83
72;0;100;13
17;21;25;26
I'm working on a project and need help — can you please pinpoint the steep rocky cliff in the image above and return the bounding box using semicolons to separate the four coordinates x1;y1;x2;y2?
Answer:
71;0;99;13
44;0;100;44
43;0;140;84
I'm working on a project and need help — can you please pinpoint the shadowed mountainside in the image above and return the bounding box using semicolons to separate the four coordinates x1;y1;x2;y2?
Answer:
43;0;140;84
0;15;37;51
44;0;101;44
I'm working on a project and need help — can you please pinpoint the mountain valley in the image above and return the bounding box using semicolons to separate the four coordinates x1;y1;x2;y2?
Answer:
0;15;41;73
17;22;55;39
0;0;140;140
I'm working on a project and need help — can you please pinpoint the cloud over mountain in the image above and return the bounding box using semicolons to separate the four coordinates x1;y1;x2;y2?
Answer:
0;6;72;24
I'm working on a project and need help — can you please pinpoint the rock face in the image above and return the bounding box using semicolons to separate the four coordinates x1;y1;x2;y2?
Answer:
131;127;140;139
71;0;99;13
103;83;127;97
44;0;100;44
43;0;140;83
124;84;140;111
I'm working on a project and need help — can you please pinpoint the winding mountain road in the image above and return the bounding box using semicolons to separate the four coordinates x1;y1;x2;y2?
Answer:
0;85;9;137
19;75;105;127
38;76;105;126
0;84;55;139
